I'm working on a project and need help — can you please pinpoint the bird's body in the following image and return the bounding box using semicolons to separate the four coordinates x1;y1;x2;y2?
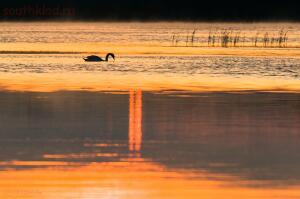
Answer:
83;53;115;62
83;55;103;62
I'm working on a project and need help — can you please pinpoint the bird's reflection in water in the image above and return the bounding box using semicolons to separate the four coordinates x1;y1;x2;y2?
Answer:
129;90;143;156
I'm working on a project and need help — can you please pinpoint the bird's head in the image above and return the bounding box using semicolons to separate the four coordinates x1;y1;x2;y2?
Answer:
106;53;115;61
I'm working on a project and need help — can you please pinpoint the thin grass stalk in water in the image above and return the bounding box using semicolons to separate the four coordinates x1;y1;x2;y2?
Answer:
254;32;259;47
208;30;212;46
171;34;175;46
263;32;269;47
191;29;196;46
283;30;289;47
186;33;189;47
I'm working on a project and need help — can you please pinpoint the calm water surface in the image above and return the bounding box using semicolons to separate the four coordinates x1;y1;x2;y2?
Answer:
0;91;300;198
0;22;300;198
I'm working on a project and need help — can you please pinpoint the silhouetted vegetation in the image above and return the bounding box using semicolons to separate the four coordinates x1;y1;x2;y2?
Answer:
171;28;290;48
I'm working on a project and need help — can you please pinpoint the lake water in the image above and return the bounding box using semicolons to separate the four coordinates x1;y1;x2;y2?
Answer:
0;22;300;199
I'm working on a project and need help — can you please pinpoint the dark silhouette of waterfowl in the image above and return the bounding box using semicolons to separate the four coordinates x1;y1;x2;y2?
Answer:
83;53;115;62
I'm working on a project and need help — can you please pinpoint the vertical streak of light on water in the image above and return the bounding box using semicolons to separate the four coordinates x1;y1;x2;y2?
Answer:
129;90;143;154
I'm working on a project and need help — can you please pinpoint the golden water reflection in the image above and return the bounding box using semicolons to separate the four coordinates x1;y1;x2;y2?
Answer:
2;161;300;199
0;91;300;198
129;90;143;153
1;72;300;92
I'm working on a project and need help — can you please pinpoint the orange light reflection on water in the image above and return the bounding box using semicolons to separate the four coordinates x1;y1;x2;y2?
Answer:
129;90;143;153
1;90;300;198
1;73;300;93
1;161;300;199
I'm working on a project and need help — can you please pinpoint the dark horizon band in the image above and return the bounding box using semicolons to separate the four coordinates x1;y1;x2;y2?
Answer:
0;1;300;21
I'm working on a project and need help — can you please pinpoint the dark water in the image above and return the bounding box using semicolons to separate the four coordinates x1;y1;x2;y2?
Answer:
0;90;300;198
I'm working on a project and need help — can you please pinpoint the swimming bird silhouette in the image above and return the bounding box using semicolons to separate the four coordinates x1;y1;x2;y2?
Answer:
83;53;115;62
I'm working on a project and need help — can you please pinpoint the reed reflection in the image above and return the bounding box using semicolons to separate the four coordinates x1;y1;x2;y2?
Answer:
129;90;143;153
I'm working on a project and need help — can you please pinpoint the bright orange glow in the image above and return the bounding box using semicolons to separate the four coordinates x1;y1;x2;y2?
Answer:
2;42;300;57
129;90;143;152
1;22;300;198
1;161;300;199
0;72;300;93
0;161;74;166
43;153;119;159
